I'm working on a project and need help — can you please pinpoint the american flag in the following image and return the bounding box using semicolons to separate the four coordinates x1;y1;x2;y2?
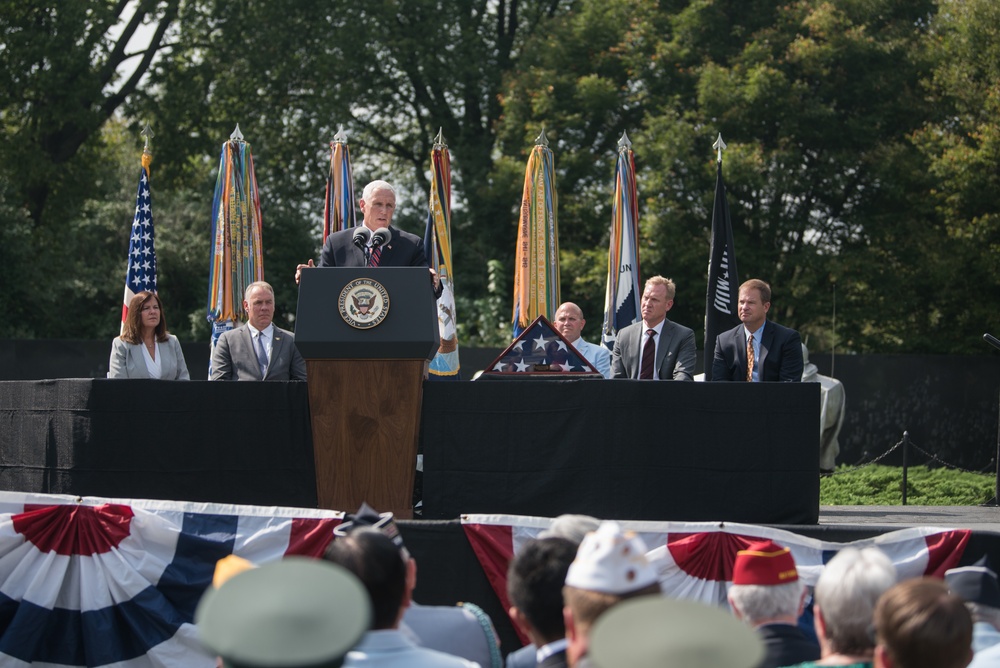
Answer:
120;162;157;331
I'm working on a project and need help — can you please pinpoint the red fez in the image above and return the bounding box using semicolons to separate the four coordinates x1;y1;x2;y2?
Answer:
732;539;799;586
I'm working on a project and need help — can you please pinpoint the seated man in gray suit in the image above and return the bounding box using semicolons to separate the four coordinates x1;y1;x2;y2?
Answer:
210;281;307;381
611;275;697;380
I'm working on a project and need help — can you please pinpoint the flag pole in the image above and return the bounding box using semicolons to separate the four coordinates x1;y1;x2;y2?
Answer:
703;133;740;380
120;123;158;334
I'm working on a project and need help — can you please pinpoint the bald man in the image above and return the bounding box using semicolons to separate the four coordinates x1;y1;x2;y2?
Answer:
553;302;611;379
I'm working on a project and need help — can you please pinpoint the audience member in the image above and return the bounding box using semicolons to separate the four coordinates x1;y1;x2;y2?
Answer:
109;291;190;379
611;276;697;380
553;303;611;378
873;577;972;668
788;547;897;668
210;281;307;381
507;537;579;668
538;515;601;546
325;504;488;667
712;278;803;382
508;515;600;668
728;539;820;668
195;556;371;668
947;561;1000;655
588;595;765;668
562;521;662;667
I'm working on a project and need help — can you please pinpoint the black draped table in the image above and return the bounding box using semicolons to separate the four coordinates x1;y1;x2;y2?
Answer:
421;380;820;524
1;379;819;524
0;379;317;506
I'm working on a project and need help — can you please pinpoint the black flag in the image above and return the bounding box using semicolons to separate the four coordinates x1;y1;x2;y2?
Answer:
703;161;740;380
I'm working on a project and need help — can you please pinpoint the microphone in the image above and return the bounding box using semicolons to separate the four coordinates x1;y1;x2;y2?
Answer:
371;228;390;249
352;226;371;249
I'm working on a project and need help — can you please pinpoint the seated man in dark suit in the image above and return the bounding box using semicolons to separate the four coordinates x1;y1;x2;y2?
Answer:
712;278;803;382
611;275;697;380
294;180;441;297
210;281;307;381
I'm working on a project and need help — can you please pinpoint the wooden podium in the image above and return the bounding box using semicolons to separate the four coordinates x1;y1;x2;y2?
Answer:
295;267;439;518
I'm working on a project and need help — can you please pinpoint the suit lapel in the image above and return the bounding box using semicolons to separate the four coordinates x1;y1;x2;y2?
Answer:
758;322;774;373
657;320;674;378
378;227;398;266
631;324;643;377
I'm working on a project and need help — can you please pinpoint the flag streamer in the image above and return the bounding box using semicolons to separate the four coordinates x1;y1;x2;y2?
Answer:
425;131;460;378
512;133;559;338
323;129;356;241
207;135;264;363
601;132;642;349
120;144;157;333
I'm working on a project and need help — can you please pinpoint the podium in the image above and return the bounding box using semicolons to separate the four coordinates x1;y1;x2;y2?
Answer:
296;267;439;518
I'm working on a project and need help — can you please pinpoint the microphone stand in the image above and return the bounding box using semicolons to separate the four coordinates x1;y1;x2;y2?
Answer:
983;333;1000;507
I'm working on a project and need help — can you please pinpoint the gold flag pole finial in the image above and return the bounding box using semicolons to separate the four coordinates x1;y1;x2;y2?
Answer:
713;133;727;163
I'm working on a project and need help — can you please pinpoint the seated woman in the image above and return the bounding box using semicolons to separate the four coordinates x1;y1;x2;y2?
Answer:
108;291;190;380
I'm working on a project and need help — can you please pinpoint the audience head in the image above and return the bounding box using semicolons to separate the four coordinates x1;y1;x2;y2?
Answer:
814;547;897;656
874;577;972;668
946;560;1000;630
122;291;167;343
507;536;578;646
196;556;370;668
323;527;408;631
589;596;764;668
538;514;601;547
563;522;661;664
243;281;275;331
728;539;805;626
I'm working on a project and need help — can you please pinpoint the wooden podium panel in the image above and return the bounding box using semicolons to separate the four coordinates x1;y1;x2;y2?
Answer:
307;359;425;518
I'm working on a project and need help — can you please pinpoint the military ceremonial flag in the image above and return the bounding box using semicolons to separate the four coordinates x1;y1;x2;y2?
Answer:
703;134;740;380
424;129;460;379
207;125;264;368
120;125;157;332
512;129;559;338
601;131;642;350
323;127;356;241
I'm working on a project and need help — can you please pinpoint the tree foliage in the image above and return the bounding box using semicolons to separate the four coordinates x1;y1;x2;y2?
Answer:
0;0;997;353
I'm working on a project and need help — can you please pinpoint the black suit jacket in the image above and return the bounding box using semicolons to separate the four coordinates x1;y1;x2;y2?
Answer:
711;320;803;382
755;623;820;668
319;225;429;268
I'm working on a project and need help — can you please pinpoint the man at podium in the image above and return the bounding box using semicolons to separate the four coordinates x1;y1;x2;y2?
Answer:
295;180;442;297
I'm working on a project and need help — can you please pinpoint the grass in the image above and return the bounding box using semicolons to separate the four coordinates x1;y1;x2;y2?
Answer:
820;465;997;506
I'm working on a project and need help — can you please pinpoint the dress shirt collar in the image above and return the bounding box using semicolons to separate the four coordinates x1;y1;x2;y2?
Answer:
247;322;274;340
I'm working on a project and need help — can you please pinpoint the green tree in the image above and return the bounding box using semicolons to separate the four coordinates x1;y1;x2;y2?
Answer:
910;0;1000;352
0;1;179;337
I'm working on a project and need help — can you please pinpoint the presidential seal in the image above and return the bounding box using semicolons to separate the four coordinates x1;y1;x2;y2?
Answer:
338;278;390;329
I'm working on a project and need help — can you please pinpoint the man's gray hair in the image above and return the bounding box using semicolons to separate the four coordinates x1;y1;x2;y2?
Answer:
244;281;274;301
362;180;395;201
728;581;804;625
814;547;897;655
